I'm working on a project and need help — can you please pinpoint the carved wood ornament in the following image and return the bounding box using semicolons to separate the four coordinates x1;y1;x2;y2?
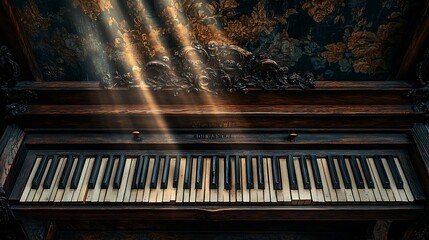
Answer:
100;41;316;94
410;48;429;113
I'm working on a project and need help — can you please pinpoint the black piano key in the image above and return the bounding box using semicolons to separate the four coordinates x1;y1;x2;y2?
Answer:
150;156;161;189
272;156;281;190
338;156;352;189
101;156;114;189
327;155;340;189
113;156;125;189
387;155;404;189
287;155;298;190
210;156;219;189
246;156;254;189
173;155;181;188
235;156;241;189
70;156;84;189
184;155;192;189
224;155;231;190
300;156;311;189
43;156;60;189
139;156;149;189
161;156;171;189
349;156;364;189
59;155;74;189
310;155;323;189
88;156;102;189
196;156;204;189
32;156;48;189
257;155;264;189
359;156;374;188
374;155;390;189
132;156;143;189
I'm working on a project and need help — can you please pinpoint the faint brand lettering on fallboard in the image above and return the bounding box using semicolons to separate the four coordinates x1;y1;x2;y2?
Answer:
194;133;233;139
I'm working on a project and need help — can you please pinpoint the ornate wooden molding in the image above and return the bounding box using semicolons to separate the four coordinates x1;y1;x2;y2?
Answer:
100;41;316;94
0;44;19;88
3;89;37;118
410;48;429;113
0;44;37;118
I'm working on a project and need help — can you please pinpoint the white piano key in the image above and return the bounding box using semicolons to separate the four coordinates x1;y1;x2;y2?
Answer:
176;157;186;203
357;156;380;202
262;157;271;203
49;157;66;202
155;157;165;203
230;156;237;203
183;158;191;203
320;157;336;202
354;156;375;202
367;157;389;202
132;160;142;202
32;157;52;202
119;157;133;202
86;157;108;202
332;157;348;202
209;158;218;203
218;157;225;203
241;157;250;203
190;157;197;203
104;157;120;202
61;156;79;202
344;157;360;202
293;157;311;205
203;157;211;203
278;157;291;203
394;157;414;202
251;157;261;203
97;160;109;202
21;156;42;202
381;157;402;202
164;156;176;203
142;157;154;203
74;157;93;202
306;157;320;203
195;157;205;203
266;157;277;203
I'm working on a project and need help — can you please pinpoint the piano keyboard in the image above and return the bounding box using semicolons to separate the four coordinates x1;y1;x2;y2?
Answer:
17;153;414;204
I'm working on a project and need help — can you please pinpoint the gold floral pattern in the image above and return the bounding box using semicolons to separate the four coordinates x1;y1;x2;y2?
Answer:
302;0;345;23
321;42;346;63
14;0;420;81
224;1;277;44
72;0;112;20
18;0;50;33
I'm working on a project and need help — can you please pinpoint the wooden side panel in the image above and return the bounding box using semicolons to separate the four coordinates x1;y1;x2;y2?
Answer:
0;124;25;188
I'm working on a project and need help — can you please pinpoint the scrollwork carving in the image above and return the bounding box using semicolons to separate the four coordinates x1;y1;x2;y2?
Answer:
0;45;20;88
410;48;429;113
100;41;316;94
4;90;38;118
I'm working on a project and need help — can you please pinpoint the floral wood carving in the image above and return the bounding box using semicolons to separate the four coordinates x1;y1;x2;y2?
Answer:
410;48;429;113
0;45;20;88
101;41;316;94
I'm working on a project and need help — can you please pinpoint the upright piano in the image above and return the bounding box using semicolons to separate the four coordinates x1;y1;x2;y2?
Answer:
0;78;428;239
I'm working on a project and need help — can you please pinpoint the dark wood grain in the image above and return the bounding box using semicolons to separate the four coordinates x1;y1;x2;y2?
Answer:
0;0;43;81
24;132;411;149
11;204;424;221
0;124;25;188
12;81;414;106
396;1;429;80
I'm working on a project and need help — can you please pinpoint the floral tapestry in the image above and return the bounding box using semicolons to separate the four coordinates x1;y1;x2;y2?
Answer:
13;0;423;81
